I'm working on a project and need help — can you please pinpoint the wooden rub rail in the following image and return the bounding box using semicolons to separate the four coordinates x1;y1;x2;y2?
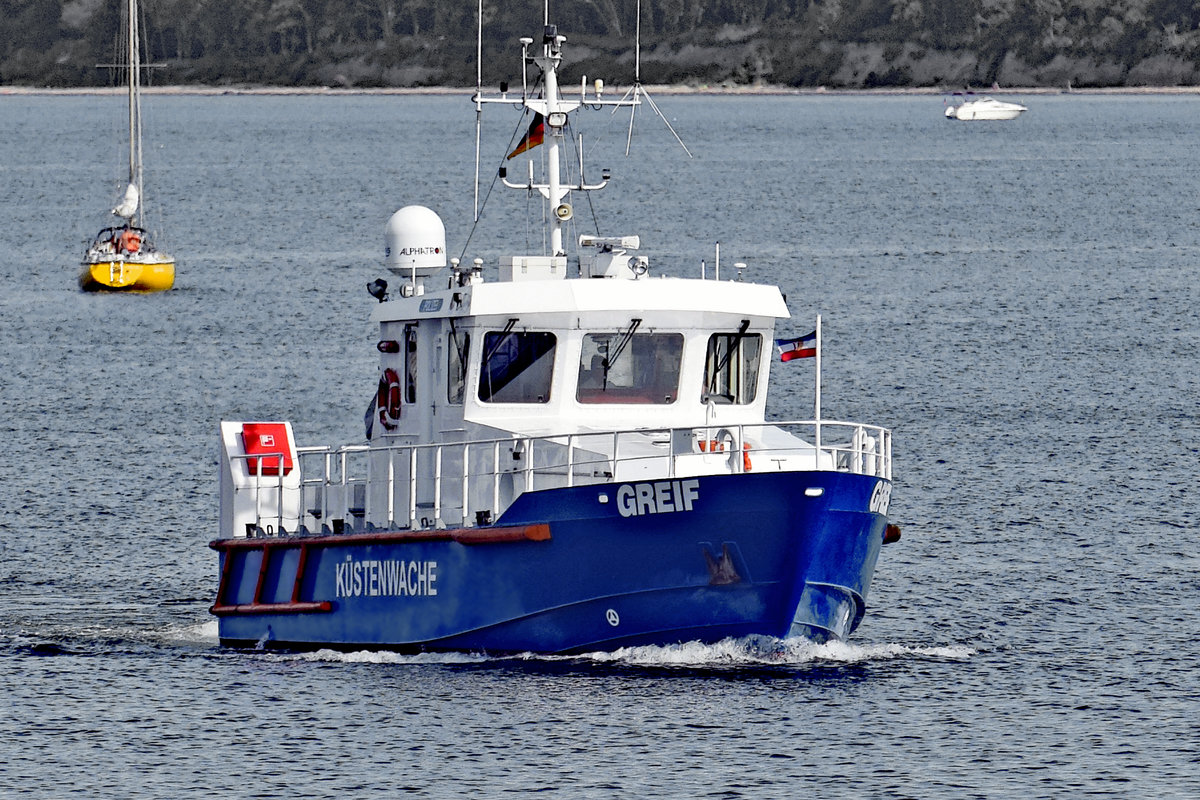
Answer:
209;524;551;617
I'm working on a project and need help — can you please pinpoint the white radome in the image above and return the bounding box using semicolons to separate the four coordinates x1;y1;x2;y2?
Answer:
384;204;447;277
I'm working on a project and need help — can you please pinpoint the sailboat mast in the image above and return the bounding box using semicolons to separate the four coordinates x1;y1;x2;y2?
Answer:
127;0;142;227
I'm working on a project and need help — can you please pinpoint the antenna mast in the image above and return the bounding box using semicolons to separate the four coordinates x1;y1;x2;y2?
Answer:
473;0;484;221
621;0;692;157
470;0;689;257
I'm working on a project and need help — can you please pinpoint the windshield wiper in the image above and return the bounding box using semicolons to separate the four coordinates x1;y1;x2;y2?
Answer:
706;319;751;395
602;318;642;388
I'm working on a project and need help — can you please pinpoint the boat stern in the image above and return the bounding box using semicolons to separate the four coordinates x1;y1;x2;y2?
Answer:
79;258;174;292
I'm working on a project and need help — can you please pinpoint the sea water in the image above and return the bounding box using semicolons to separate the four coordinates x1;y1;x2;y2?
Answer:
0;91;1197;797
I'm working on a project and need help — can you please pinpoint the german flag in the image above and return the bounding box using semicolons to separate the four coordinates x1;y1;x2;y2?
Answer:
507;113;545;159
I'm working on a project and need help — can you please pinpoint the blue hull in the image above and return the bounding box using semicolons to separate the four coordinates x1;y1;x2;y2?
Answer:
211;471;889;653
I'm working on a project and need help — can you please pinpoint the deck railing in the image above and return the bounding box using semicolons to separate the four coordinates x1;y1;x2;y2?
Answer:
235;420;890;537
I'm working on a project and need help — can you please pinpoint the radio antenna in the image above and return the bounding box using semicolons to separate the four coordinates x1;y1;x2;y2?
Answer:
623;0;691;157
473;0;484;220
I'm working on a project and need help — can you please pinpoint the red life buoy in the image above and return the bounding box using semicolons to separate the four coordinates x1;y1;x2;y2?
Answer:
742;442;752;472
377;368;402;430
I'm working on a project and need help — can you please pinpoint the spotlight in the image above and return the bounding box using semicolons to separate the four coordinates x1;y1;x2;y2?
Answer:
367;278;388;302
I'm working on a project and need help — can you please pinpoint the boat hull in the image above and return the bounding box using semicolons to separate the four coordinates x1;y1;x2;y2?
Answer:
946;102;1026;121
211;470;890;653
79;258;175;292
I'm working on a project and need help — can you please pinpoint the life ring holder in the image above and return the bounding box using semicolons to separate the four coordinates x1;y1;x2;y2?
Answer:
377;368;402;430
704;428;751;472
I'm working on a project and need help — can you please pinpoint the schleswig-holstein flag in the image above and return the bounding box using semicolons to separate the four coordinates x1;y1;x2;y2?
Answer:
775;330;817;361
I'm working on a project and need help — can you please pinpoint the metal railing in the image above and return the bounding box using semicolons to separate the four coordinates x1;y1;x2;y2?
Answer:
228;451;291;536
234;420;890;537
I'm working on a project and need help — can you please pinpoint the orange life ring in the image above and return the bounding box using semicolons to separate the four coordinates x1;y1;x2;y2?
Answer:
377;368;402;430
742;442;752;472
118;230;142;254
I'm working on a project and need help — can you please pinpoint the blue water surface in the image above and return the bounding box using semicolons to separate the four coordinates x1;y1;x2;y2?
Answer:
0;90;1197;797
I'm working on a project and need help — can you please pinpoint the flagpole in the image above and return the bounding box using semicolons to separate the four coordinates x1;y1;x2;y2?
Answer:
815;315;822;454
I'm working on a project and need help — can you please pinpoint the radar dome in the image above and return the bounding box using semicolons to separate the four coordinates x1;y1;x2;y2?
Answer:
385;205;446;278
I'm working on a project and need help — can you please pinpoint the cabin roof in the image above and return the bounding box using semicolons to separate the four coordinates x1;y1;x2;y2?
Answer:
371;275;790;324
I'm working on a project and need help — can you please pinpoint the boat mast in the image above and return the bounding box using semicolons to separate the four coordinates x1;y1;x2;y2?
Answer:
535;28;567;256
472;0;483;222
493;26;604;259
127;0;143;227
479;10;660;258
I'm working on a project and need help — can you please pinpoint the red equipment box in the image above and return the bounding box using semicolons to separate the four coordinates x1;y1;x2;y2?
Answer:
240;422;294;476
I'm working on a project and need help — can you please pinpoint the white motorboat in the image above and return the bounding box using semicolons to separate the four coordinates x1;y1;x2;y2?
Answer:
944;93;1027;121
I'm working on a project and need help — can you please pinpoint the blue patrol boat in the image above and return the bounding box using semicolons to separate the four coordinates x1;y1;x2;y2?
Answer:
210;17;900;653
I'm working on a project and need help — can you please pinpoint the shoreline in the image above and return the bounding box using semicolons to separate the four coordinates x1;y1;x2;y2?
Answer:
5;84;1200;97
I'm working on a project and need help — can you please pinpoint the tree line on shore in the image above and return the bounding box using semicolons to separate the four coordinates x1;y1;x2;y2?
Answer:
4;0;1200;89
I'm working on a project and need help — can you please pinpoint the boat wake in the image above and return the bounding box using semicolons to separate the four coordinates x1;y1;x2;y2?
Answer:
268;637;973;670
8;619;972;673
576;637;974;668
170;619;220;644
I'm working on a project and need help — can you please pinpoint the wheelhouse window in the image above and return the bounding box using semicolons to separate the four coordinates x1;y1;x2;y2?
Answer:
447;330;469;404
577;333;683;404
703;332;762;405
479;331;556;403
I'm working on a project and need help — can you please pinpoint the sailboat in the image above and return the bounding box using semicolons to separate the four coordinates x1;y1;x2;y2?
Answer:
79;0;174;293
